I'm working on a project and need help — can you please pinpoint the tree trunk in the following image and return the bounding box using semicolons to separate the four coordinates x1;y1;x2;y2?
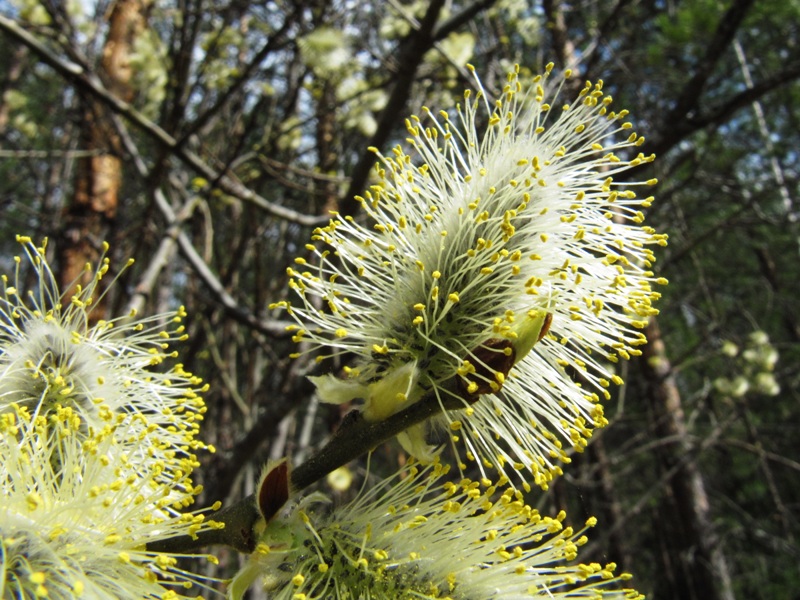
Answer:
588;435;632;572
640;318;734;600
60;0;148;301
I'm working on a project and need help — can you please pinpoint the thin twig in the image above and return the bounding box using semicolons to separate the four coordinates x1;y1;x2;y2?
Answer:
0;13;325;227
107;109;295;336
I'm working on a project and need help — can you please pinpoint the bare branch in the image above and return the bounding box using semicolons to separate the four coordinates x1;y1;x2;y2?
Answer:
647;0;756;156
175;7;299;145
693;60;800;132
148;375;474;553
433;0;498;40
108;110;295;337
668;0;756;125
0;13;325;227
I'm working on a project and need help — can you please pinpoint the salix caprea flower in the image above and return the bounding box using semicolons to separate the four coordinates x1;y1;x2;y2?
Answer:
0;402;223;599
0;236;211;468
273;64;667;487
230;460;643;600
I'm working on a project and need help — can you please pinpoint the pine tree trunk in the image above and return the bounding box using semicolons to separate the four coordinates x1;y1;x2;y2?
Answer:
640;318;734;600
60;0;148;300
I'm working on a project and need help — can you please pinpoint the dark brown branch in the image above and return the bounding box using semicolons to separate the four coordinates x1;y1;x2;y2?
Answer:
338;0;498;217
433;0;498;40
541;0;587;96
668;0;756;126
645;59;800;159
148;377;470;553
147;493;262;554
647;0;756;156
691;61;800;132
542;0;577;72
338;0;447;217
291;378;465;490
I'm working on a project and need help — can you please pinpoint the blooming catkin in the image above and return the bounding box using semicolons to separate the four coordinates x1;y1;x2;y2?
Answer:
0;236;223;599
0;403;224;599
0;236;211;470
272;64;667;487
230;460;644;600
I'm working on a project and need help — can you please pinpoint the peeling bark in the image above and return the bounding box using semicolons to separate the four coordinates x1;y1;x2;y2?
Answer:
61;0;149;303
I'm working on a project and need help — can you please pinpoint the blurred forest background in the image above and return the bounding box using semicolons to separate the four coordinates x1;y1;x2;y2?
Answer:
1;0;798;598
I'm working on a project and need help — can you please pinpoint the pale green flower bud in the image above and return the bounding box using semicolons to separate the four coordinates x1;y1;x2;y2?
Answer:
748;330;770;346
509;308;553;363
754;372;780;396
730;376;750;398
299;27;351;77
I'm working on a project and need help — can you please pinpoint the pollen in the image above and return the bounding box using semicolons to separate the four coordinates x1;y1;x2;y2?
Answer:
277;64;666;487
